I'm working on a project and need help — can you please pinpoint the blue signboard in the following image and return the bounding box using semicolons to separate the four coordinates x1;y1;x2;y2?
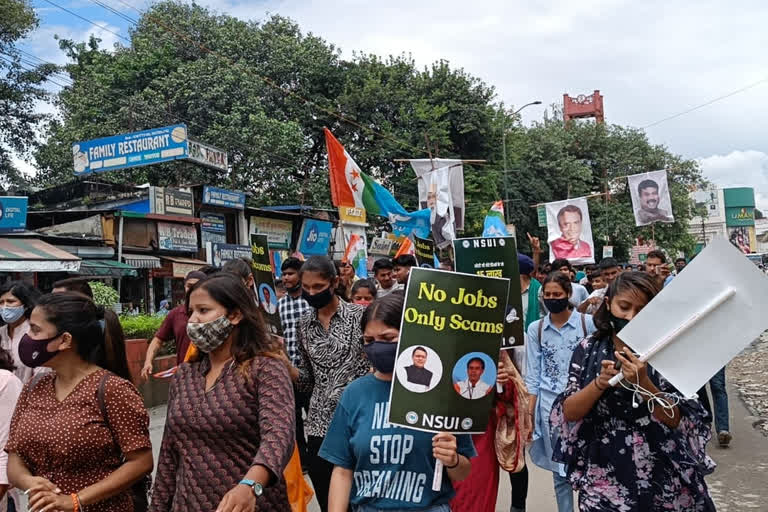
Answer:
200;212;226;233
203;186;245;209
0;197;28;233
72;124;189;175
298;219;333;256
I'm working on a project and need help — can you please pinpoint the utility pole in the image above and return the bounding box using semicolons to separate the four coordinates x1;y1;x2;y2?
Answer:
502;101;542;223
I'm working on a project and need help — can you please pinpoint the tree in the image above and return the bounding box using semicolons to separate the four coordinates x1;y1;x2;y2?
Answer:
0;0;55;190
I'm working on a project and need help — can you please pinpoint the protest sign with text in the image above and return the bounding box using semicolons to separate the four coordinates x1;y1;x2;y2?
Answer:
388;268;509;434
250;234;283;337
414;235;435;268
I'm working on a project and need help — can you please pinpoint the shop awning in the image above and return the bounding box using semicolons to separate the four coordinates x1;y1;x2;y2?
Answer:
0;237;81;272
122;253;161;269
76;259;138;278
161;256;208;278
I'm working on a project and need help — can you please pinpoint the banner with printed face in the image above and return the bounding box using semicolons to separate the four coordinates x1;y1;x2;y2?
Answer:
545;197;595;265
410;159;465;231
628;170;675;226
250;234;283;337
388;268;509;434
413;235;435;268
453;237;524;349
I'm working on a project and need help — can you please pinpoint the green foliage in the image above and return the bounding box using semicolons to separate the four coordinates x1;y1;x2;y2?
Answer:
119;314;164;340
88;281;119;308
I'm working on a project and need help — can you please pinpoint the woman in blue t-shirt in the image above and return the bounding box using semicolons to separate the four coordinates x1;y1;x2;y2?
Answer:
320;292;476;512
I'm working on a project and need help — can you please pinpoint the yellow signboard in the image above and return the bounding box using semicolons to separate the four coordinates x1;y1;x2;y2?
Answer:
338;207;367;224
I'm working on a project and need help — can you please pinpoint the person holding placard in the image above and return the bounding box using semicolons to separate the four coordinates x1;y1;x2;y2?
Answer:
525;272;596;512
320;293;475;512
550;272;716;511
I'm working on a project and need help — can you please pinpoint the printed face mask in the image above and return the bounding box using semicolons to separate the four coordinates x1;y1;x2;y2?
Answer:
0;306;25;324
302;287;334;309
18;332;62;368
544;297;570;314
363;341;398;373
186;315;235;353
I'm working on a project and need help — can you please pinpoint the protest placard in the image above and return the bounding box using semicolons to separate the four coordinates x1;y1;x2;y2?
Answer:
627;170;674;226
369;237;394;256
250;234;283;337
612;236;768;397
388;268;509;434
453;237;524;349
414;235;435;268
545;197;595;265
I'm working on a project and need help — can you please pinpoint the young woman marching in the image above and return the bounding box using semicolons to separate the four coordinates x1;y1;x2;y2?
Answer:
321;292;475;512
550;271;716;511
0;281;41;383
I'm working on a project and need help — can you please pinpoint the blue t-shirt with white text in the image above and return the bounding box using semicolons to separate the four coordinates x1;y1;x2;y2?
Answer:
319;373;476;509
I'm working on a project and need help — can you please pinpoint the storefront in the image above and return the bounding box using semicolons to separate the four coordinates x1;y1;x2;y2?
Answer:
0;236;81;287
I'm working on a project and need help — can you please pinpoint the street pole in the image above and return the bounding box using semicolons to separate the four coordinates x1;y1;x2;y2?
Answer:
502;100;542;223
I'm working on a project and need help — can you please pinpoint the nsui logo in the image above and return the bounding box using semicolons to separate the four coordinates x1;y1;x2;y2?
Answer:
405;411;418;424
461;418;473;430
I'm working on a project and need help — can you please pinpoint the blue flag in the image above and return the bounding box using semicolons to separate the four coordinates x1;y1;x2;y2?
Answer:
482;200;508;238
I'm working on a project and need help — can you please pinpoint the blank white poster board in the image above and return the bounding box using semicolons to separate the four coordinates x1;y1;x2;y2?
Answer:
616;236;768;397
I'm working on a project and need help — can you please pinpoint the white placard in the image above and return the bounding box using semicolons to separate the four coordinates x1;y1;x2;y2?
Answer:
627;170;674;226
616;236;768;397
545;197;595;265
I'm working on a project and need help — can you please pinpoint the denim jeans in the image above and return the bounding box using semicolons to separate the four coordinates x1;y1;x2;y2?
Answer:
709;367;730;432
355;504;451;512
553;473;574;512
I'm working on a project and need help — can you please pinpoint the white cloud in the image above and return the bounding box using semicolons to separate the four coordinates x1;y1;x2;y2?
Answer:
699;151;768;211
22;20;122;66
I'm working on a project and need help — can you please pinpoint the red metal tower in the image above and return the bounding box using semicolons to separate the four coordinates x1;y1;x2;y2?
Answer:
563;90;604;123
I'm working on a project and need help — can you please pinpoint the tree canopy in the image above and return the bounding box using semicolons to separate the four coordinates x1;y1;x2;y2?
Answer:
28;0;703;258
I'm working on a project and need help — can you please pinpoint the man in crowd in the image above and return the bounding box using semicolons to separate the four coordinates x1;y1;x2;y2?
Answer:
635;179;673;224
455;357;493;399
644;249;667;276
404;346;433;388
373;258;401;296
675;257;687;273
579;257;620;314
140;270;205;380
540;258;590;312
392;254;417;285
550;205;593;260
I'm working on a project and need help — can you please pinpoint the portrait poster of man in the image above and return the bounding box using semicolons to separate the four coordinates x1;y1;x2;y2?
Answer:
545;197;595;265
627;170;675;226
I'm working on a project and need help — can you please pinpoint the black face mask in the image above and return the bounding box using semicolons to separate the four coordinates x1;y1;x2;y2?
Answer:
544;297;570;314
363;341;398;373
609;313;631;333
286;283;302;294
303;287;334;309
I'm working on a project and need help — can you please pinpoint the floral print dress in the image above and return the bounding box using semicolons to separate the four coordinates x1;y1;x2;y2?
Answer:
549;336;717;511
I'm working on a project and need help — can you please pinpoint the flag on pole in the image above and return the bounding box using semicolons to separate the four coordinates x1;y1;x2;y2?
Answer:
343;234;369;279
482;200;509;238
325;128;407;217
394;237;414;258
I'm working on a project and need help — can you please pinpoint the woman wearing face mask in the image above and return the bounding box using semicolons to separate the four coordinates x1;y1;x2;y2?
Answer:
525;271;596;512
350;279;377;306
320;292;475;512
296;256;370;512
0;281;41;383
6;292;153;512
151;273;296;512
550;272;716;511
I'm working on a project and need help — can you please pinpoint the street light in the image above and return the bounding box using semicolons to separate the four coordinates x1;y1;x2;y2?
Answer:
502;100;542;222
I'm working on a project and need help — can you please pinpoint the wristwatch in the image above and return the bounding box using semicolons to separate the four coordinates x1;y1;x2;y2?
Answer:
238;479;264;497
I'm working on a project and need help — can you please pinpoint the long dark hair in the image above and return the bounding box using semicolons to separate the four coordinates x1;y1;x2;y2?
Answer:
593;272;661;340
36;292;131;381
0;280;42;319
186;274;294;378
0;346;15;372
361;291;405;331
543;271;573;297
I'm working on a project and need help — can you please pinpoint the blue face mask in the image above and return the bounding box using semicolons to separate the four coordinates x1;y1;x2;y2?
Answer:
363;341;398;373
0;306;25;324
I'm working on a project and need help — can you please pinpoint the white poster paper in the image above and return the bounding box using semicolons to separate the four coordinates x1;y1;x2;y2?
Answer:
617;236;768;397
545;197;595;265
628;170;675;226
410;158;465;231
427;165;456;249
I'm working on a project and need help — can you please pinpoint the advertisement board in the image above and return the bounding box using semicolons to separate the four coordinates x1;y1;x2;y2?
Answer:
157;222;198;252
298;218;333;256
188;139;228;172
250;216;293;249
0;197;28;233
202;186;245;209
150;187;194;217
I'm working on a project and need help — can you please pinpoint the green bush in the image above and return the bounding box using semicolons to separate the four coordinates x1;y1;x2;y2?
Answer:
120;315;164;340
89;281;119;309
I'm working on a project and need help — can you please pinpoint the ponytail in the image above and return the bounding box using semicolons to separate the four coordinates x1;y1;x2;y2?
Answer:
36;293;132;381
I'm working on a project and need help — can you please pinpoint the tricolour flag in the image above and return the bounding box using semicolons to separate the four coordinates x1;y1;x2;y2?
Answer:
343;234;369;279
325;128;407;218
482;200;509;238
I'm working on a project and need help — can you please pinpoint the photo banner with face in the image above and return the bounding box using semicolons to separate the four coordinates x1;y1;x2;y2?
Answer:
627;170;675;227
413;235;435;268
424;165;457;249
410;159;465;231
545;197;595;265
250;234;283;337
615;236;768;397
388;268;509;434
453;237;524;349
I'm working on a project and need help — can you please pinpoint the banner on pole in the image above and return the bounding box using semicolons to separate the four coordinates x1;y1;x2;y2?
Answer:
388;268;509;433
545;197;595;265
414;235;436;268
410;159;465;231
628;170;674;226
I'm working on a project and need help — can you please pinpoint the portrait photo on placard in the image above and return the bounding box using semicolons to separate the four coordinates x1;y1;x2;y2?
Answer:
452;352;496;400
628;170;675;226
258;283;278;315
394;344;443;393
545;197;595;265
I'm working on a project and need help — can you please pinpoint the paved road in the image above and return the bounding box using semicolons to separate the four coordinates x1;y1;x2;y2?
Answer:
144;379;768;511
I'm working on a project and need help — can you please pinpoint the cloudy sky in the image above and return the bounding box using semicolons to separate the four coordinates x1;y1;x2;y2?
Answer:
19;0;768;208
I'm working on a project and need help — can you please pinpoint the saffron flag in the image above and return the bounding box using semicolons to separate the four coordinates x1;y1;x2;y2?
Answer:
343;234;369;279
394;237;414;258
482;200;509;238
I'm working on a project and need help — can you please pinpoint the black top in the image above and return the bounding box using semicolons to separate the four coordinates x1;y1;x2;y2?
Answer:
405;365;433;386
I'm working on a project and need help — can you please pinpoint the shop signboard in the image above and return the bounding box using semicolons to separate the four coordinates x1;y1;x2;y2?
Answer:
0;196;28;233
202;186;245;210
298;218;333;256
250;216;293;249
338;206;367;224
725;207;755;227
157;222;198;252
188;140;228;172
200;212;226;233
72;124;188;175
209;243;252;267
150;186;194;217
